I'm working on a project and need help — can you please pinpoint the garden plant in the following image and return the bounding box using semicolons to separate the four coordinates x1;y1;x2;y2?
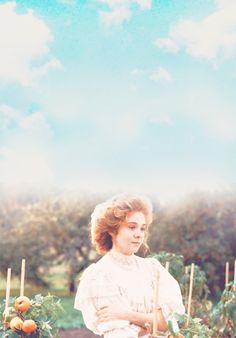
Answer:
0;294;63;338
210;282;236;337
152;252;236;337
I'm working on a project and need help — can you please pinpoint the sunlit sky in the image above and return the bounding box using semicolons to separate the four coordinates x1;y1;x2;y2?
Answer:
0;0;236;202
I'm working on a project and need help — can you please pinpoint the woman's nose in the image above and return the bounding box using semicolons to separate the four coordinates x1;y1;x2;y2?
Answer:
134;228;142;237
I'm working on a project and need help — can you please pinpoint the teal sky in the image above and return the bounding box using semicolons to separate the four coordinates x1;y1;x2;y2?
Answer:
0;0;236;202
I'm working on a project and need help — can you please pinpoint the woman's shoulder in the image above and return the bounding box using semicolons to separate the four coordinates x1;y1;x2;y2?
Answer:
144;256;181;288
136;254;163;268
132;255;165;277
80;254;111;281
77;254;119;300
146;256;163;267
139;255;177;279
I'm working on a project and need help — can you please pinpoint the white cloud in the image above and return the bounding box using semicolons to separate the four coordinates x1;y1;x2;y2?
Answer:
0;104;22;129
0;103;52;134
97;110;144;142
0;145;54;189
97;0;152;26
98;0;129;7
99;6;131;27
19;111;51;133
150;67;173;82
30;58;63;80
201;108;236;140
135;0;152;10
216;0;235;9
155;0;236;60
0;146;10;157
154;38;179;53
98;0;151;8
0;105;53;190
0;2;62;85
186;88;236;140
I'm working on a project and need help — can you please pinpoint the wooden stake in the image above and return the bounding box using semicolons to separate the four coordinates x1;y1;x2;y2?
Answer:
152;270;160;336
184;266;189;309
20;258;26;296
186;263;194;327
5;268;11;311
225;261;229;289
234;260;236;292
165;261;170;272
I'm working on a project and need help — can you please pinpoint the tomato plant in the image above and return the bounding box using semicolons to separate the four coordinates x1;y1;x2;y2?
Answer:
168;313;213;338
210;282;236;337
0;294;63;338
151;251;211;321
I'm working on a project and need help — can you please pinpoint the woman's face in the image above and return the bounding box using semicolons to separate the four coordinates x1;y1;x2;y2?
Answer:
111;211;147;256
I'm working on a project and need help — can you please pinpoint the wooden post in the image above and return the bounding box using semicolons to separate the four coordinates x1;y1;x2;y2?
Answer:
3;268;11;331
184;266;189;309
186;263;194;327
20;258;26;296
234;260;236;292
152;270;160;337
5;268;11;311
225;261;229;289
165;261;170;272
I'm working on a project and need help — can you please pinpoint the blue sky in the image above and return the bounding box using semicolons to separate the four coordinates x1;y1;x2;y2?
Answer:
0;0;235;202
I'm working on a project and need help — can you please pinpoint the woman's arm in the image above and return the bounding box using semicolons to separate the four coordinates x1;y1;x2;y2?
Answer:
97;304;168;332
127;308;168;332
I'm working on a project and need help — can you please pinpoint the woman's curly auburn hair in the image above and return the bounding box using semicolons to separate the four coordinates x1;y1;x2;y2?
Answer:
90;194;153;254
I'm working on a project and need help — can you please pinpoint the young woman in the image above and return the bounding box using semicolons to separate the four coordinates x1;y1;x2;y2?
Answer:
74;194;185;338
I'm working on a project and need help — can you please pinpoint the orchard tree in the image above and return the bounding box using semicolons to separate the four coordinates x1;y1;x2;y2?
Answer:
148;192;236;297
0;198;55;287
0;191;102;292
39;195;99;293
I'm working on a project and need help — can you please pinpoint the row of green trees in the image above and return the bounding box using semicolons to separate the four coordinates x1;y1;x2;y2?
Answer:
149;191;236;297
0;190;235;297
0;191;99;293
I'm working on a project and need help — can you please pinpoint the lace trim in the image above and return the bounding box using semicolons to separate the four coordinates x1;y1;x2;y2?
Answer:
108;249;137;270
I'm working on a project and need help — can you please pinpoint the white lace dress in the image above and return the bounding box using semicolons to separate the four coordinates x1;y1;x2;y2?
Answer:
74;250;185;338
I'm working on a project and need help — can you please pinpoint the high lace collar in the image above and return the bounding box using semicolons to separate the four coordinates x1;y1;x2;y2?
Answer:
108;248;137;270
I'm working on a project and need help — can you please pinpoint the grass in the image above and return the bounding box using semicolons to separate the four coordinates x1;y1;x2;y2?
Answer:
58;297;85;329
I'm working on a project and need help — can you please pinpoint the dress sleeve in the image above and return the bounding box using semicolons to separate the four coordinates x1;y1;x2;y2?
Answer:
148;258;185;320
74;264;140;337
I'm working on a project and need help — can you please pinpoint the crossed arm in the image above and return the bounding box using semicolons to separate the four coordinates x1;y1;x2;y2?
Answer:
96;303;168;336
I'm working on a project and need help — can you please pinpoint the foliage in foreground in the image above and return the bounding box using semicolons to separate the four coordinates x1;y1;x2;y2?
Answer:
152;252;236;337
0;294;63;337
168;313;213;338
210;283;236;337
151;251;211;321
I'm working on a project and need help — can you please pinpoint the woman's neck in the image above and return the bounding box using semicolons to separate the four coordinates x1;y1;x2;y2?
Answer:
111;246;134;256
